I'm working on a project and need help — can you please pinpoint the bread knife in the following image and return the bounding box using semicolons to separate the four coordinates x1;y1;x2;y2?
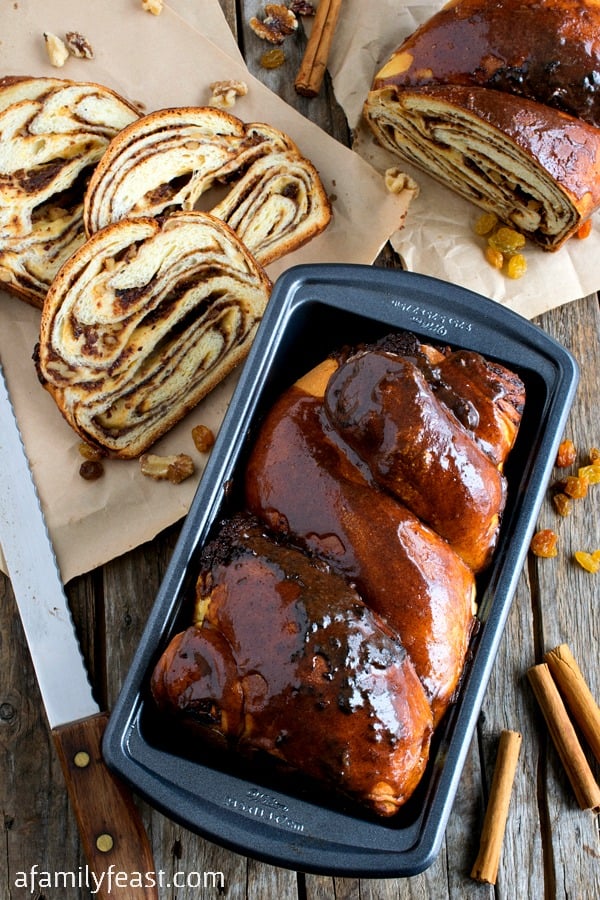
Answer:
0;358;158;900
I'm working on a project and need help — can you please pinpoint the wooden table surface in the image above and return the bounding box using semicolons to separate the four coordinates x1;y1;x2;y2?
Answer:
2;2;600;897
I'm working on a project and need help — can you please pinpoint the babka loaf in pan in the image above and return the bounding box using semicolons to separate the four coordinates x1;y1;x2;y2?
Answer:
103;264;578;877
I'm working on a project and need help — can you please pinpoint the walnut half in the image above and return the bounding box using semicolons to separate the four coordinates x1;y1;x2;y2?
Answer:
139;452;195;483
65;32;95;59
44;33;69;68
208;79;248;109
249;4;298;44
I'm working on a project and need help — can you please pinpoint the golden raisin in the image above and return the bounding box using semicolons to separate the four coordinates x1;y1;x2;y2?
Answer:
78;441;105;461
555;438;577;468
485;245;504;270
574;550;600;573
578;464;600;484
577;219;593;239
506;253;527;279
474;212;499;236
563;475;588;499
552;492;572;517
488;226;526;255
260;47;286;68
589;447;600;465
530;529;558;558
192;424;215;453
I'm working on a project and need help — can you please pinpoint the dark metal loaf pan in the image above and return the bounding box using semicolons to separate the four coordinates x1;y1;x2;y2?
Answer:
103;264;579;878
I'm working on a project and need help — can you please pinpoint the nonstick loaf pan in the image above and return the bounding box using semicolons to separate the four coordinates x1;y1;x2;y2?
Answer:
103;264;579;877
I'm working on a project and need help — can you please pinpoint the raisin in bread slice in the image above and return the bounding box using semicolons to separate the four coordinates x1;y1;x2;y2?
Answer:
36;211;272;458
0;76;139;308
83;106;332;265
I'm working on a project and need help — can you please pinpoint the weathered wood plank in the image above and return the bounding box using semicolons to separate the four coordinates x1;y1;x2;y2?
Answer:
527;296;600;899
1;577;85;898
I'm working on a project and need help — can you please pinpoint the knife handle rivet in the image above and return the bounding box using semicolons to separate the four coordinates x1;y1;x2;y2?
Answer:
96;833;114;853
73;751;90;768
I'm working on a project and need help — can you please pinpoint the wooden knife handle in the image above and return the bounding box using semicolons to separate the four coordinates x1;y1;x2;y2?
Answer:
52;712;158;899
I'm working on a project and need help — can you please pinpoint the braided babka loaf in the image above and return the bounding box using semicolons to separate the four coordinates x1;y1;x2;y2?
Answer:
83;107;332;266
35;211;272;458
0;76;139;308
363;0;600;250
150;333;525;815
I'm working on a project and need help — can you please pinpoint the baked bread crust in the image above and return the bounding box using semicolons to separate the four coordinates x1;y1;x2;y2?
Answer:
36;211;272;458
83;106;332;265
0;75;139;307
244;368;477;726
151;514;434;818
363;0;600;250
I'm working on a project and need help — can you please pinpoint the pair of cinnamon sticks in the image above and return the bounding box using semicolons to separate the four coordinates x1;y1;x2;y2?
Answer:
471;643;600;885
294;0;342;98
528;644;600;812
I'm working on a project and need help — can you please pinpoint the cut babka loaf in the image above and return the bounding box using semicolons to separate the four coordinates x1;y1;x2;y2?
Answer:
363;0;600;250
0;76;139;308
35;211;272;458
83;106;332;265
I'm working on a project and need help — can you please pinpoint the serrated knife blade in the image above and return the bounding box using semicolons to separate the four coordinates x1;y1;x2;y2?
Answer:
0;358;157;900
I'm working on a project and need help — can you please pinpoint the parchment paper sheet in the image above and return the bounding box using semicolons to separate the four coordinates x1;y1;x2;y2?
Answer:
325;0;600;317
0;0;412;582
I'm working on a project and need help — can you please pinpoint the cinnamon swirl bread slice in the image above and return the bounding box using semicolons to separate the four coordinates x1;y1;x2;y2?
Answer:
0;76;139;308
83;107;331;264
36;211;272;458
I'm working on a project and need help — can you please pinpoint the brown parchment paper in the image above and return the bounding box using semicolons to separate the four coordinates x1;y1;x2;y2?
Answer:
0;0;412;582
322;0;600;317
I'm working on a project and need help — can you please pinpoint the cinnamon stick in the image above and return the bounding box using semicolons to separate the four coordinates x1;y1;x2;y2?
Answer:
471;729;522;884
528;662;600;812
545;643;600;765
295;0;343;97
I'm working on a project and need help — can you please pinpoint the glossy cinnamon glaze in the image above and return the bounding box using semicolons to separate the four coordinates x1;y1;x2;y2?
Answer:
324;350;506;573
374;0;600;128
431;348;525;467
151;516;433;817
244;383;476;725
